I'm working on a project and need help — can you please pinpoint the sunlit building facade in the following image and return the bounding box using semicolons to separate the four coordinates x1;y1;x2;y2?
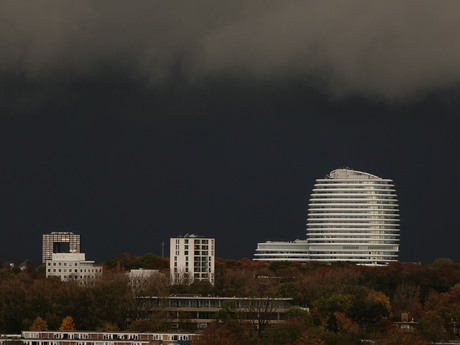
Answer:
306;169;399;265
254;240;309;262
21;331;198;345
170;234;215;285
45;253;102;284
254;168;400;265
42;232;80;263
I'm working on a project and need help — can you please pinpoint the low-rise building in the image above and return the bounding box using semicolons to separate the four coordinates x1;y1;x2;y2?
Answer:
254;240;310;262
127;269;166;294
45;253;102;284
144;295;299;328
128;269;162;280
21;331;198;345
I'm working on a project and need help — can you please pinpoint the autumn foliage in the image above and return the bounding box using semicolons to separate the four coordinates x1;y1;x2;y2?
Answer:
30;316;48;331
59;316;76;331
0;256;460;344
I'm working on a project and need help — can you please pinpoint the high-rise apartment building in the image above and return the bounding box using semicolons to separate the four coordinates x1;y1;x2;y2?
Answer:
42;232;80;263
255;168;400;265
170;234;215;285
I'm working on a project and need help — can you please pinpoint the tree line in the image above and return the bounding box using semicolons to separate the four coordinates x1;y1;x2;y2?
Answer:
1;255;460;345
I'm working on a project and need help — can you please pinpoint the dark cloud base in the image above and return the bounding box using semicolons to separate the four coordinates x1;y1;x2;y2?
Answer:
2;1;460;101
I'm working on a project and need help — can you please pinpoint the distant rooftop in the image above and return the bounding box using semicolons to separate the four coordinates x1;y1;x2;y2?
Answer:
177;233;205;238
327;168;380;180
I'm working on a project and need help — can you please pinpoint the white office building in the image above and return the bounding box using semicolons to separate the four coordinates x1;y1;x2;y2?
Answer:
306;168;399;265
46;253;102;284
170;234;215;285
42;231;80;263
254;168;400;265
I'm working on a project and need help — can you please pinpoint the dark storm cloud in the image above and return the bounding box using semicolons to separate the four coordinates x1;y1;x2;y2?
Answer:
1;1;460;101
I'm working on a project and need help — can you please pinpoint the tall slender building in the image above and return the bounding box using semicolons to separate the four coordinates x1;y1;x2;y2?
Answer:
170;234;215;285
306;169;399;265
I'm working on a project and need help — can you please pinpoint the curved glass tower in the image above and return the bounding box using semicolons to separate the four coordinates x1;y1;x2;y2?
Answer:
306;169;399;265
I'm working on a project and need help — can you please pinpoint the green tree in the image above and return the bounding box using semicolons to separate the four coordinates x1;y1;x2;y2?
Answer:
262;308;314;345
128;319;154;332
349;289;391;329
97;321;119;331
0;276;29;333
315;294;353;316
418;311;447;344
326;313;338;332
294;327;326;345
391;282;421;319
90;273;130;329
138;253;169;270
246;297;286;339
432;258;456;267
104;253;139;271
216;301;240;324
376;327;426;345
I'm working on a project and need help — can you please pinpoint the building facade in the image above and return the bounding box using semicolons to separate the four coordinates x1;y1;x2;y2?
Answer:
145;295;297;327
127;269;166;293
21;331;198;345
254;168;400;265
170;234;215;285
46;253;102;284
42;232;80;263
306;169;399;265
254;240;309;262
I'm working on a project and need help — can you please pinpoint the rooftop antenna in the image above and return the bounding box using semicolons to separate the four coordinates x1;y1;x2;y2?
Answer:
161;241;165;257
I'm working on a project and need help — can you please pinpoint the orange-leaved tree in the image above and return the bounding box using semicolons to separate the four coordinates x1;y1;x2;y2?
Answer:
59;316;76;331
30;316;48;331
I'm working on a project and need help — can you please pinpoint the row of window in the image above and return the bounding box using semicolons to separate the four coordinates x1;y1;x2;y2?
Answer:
308;210;399;215
314;180;394;184
308;229;398;233
47;262;78;266
309;205;399;209
175;238;211;244
308;245;398;250
311;190;396;195
175;244;211;250
308;237;398;241
308;225;398;229
310;196;397;201
310;202;398;206
255;251;309;254
173;256;213;261
309;208;399;214
48;268;100;273
26;336;189;344
310;253;398;258
308;218;399;223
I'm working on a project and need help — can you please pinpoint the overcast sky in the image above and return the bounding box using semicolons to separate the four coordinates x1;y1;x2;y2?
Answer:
1;1;460;264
